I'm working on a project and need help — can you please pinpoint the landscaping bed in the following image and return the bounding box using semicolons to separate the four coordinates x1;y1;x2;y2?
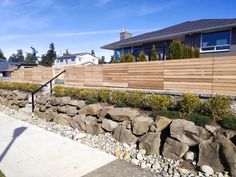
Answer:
0;84;236;177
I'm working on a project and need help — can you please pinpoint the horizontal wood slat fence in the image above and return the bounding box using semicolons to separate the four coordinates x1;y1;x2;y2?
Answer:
64;56;236;96
11;67;53;84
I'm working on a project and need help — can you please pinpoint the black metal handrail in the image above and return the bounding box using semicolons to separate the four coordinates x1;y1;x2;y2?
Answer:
31;70;66;112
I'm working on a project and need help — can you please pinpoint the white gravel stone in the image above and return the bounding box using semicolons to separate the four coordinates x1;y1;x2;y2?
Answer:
137;153;143;161
152;162;161;170
200;165;214;175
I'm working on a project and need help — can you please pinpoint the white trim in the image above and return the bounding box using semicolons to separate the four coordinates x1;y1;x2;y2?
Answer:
200;30;232;53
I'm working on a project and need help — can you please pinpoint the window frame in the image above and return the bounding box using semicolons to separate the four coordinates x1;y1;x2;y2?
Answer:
200;30;232;53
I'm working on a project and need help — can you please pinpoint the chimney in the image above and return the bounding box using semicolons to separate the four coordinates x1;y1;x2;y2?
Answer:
120;28;132;40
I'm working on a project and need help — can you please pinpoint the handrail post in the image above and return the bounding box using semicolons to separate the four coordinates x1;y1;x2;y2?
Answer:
50;81;52;94
31;92;35;112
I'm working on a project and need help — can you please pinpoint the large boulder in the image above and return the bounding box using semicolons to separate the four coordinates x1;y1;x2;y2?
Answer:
138;132;161;155
85;123;104;134
54;113;71;126
107;108;139;122
198;135;236;175
66;105;78;116
162;137;189;160
68;100;86;109
71;115;86;130
198;139;224;172
78;104;102;115
113;126;138;144
57;97;71;106
15;91;28;100
153;116;172;132
57;106;67;113
132;116;153;135
101;118;118;132
48;96;58;106
170;119;210;146
98;106;114;118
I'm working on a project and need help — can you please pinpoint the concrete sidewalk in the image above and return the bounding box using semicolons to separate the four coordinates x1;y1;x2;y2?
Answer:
0;112;116;177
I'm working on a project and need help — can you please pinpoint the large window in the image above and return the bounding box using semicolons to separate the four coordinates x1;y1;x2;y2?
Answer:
201;30;231;52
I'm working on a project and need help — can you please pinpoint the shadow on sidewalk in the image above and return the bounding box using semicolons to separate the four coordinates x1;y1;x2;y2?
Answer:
0;126;27;163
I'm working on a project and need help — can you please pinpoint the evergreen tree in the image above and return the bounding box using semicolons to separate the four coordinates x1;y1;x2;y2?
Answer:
63;49;70;56
25;47;38;64
194;48;200;58
40;43;57;67
169;40;183;59
187;46;194;58
0;49;6;59
138;50;146;62
150;45;158;61
9;50;24;62
126;53;135;62
182;45;188;59
120;54;126;63
110;55;116;63
99;56;105;64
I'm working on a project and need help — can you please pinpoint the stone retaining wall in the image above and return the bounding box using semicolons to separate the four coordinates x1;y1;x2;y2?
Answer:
0;89;29;110
0;90;235;176
34;94;236;176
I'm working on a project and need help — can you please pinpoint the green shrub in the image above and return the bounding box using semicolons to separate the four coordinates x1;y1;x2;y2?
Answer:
79;89;98;100
184;113;212;127
86;98;99;105
146;94;171;111
126;91;145;108
178;93;201;114
110;90;127;105
115;101;127;108
150;45;158;61
0;82;39;92
138;50;146;62
149;110;180;119
98;89;110;102
202;95;231;119
221;115;236;130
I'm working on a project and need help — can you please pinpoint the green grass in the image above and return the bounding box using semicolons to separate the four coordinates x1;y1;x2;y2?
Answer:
221;115;236;130
0;170;6;177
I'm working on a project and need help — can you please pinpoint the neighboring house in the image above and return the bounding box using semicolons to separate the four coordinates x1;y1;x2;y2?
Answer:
0;61;37;77
101;19;236;61
54;53;99;68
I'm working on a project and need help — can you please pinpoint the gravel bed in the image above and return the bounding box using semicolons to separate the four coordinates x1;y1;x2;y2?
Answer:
0;106;230;177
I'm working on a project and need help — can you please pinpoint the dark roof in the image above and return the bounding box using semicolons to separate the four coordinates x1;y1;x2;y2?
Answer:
101;19;236;50
56;53;99;60
0;61;37;72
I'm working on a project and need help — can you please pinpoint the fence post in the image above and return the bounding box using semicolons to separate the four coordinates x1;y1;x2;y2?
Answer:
50;81;52;94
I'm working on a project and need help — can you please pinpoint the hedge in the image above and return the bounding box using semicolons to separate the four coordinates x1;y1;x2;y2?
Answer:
0;82;40;92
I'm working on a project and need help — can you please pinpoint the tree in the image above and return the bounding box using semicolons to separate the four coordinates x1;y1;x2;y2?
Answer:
120;54;126;63
91;50;95;56
99;56;105;64
138;50;146;62
109;55;116;63
169;40;183;59
126;53;135;62
40;43;57;67
25;47;38;64
9;49;24;62
63;49;70;56
150;45;158;61
194;48;200;58
0;49;6;59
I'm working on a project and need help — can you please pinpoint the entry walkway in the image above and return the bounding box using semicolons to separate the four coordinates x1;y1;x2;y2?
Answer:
0;112;116;177
0;112;155;177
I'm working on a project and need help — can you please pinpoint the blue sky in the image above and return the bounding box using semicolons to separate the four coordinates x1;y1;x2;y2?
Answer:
0;0;235;61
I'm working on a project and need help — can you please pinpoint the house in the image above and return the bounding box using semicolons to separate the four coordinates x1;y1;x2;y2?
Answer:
54;53;99;68
101;19;236;61
0;61;37;78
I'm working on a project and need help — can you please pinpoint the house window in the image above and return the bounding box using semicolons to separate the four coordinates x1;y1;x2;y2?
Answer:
71;58;75;62
60;59;63;62
201;30;231;52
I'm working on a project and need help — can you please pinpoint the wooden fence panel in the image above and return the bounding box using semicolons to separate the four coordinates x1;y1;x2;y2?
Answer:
128;61;164;89
84;65;103;87
212;56;236;95
64;66;85;86
164;58;214;94
103;63;128;87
